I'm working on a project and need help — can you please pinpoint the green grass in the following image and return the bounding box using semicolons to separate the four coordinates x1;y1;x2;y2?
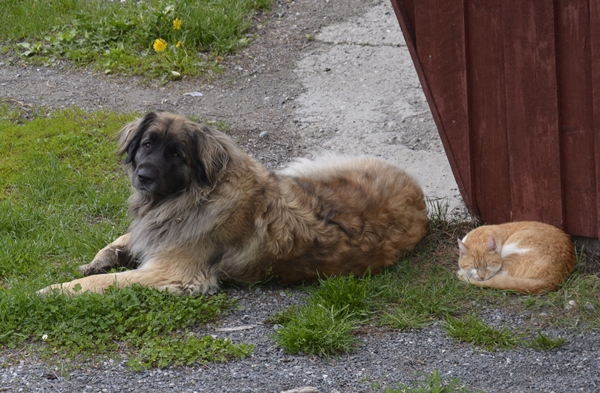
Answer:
271;274;373;357
1;285;250;369
527;330;566;351
444;314;522;351
384;370;484;393
0;106;132;285
444;313;566;351
0;0;271;80
0;105;251;368
128;333;253;371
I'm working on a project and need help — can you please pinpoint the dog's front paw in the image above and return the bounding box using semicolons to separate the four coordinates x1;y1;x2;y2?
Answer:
77;259;110;276
37;281;86;296
37;283;66;296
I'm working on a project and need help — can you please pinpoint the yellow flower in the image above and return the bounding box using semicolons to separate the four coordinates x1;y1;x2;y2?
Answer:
173;18;182;30
153;38;167;53
176;40;182;48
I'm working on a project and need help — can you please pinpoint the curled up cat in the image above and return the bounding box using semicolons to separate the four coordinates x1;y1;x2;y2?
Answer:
457;221;575;294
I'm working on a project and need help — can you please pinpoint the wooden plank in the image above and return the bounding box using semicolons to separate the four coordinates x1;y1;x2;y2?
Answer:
390;0;416;50
502;0;563;227
556;0;596;237
401;0;416;40
412;0;473;212
592;0;600;241
466;0;512;224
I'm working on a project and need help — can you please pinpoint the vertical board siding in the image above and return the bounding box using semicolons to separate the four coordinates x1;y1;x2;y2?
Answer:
391;0;599;238
501;0;563;227
413;0;472;208
592;1;600;240
556;0;596;236
466;0;512;223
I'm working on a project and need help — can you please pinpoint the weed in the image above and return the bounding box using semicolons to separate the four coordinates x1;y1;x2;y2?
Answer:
376;261;466;331
128;334;254;370
526;331;566;351
384;370;484;393
311;273;373;321
272;275;372;356
444;314;521;351
427;197;452;231
273;303;358;357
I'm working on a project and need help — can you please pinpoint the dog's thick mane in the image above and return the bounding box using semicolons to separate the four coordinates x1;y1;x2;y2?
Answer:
121;114;253;258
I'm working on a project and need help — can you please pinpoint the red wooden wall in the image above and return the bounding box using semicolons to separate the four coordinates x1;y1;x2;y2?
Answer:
390;0;600;239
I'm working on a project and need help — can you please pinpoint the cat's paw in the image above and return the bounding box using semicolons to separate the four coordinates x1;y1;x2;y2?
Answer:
457;270;477;283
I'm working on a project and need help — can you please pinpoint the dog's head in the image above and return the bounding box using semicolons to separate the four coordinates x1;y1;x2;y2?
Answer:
118;111;231;198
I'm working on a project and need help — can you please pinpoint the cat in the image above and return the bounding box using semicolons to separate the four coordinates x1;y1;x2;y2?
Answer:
457;221;575;294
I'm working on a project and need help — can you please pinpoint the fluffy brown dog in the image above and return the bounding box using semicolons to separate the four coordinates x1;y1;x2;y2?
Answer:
39;111;428;295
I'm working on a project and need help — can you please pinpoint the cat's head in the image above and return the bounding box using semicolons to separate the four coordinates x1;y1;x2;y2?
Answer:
457;235;502;281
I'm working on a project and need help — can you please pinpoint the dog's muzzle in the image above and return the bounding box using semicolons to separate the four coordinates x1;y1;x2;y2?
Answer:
133;166;160;194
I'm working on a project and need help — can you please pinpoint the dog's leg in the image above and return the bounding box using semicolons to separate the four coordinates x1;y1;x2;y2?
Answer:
37;268;196;296
154;275;220;295
38;255;220;296
77;234;137;276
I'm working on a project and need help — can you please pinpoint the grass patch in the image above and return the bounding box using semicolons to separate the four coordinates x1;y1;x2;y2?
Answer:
444;314;522;351
384;370;484;393
271;274;373;357
0;105;132;285
519;256;600;330
129;334;254;371
0;106;249;368
1;285;251;369
526;330;567;351
0;0;271;80
444;314;567;351
376;260;467;331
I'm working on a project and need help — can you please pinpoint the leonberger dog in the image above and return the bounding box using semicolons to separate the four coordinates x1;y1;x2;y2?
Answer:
39;111;428;295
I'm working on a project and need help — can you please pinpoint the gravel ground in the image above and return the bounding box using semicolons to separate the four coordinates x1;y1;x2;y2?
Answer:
1;0;599;392
4;285;600;392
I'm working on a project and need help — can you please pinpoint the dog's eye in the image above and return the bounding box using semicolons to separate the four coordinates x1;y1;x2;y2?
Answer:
144;142;152;149
172;152;180;159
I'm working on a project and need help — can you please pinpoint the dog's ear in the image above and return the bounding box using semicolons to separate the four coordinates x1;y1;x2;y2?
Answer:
189;123;231;188
118;112;157;165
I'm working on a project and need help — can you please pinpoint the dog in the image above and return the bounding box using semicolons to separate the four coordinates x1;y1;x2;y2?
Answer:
38;111;428;295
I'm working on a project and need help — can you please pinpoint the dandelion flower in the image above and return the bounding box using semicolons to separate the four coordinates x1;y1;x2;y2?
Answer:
173;18;182;30
176;40;182;48
153;38;167;53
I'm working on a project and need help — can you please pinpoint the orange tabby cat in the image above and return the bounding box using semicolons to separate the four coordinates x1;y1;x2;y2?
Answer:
457;221;575;294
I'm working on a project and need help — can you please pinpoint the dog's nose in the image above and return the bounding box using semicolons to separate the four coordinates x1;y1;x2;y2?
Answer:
137;168;155;184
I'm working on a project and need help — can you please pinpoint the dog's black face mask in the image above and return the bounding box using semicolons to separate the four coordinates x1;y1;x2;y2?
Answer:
124;114;193;198
131;131;191;197
120;111;230;201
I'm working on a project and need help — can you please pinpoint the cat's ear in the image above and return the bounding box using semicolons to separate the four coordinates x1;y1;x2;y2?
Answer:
486;236;497;252
457;239;468;256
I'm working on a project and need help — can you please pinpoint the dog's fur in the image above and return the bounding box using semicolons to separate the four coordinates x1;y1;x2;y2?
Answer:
39;111;428;295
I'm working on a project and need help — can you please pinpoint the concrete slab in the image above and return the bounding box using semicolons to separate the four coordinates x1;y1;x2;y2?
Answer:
293;2;466;217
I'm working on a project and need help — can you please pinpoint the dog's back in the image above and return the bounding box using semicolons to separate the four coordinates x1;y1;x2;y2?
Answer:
263;155;428;283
